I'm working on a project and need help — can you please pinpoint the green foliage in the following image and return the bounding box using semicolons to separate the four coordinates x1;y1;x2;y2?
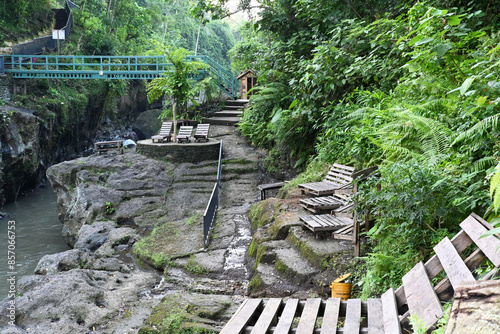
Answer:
105;202;115;215
185;255;209;275
147;44;210;135
356;160;475;297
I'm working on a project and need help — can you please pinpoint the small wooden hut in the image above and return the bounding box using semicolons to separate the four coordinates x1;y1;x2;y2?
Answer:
237;70;257;98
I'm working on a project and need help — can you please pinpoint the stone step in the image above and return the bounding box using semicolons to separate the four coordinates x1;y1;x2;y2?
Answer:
203;117;241;126
215;110;243;117
274;247;319;284
226;99;249;108
223;105;245;110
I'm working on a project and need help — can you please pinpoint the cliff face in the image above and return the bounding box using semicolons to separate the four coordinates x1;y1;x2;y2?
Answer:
0;78;149;206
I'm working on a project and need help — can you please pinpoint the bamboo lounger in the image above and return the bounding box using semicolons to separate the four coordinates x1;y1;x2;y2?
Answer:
221;213;500;334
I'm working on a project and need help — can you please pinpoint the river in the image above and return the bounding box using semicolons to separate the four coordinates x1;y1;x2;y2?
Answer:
0;186;70;299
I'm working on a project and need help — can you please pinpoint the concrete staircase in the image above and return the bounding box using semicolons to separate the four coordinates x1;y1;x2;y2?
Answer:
203;99;248;126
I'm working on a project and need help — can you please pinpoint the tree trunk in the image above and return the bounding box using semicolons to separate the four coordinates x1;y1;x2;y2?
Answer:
106;0;112;19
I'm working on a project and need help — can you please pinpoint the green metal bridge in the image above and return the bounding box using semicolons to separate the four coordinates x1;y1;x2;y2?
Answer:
2;55;238;99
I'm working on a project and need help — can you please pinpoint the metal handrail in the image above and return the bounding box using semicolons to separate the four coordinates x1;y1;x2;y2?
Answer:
203;140;223;247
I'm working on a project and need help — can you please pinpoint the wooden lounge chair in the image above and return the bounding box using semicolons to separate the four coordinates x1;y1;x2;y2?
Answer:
177;126;193;143
194;124;210;142
298;163;356;196
151;121;173;143
299;165;378;196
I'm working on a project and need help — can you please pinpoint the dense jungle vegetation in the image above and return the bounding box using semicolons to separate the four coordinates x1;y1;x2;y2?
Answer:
194;0;500;302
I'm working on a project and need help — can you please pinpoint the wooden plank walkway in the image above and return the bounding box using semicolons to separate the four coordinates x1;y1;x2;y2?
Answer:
222;213;500;333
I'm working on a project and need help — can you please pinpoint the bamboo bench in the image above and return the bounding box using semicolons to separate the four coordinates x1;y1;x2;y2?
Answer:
221;213;500;333
94;140;124;154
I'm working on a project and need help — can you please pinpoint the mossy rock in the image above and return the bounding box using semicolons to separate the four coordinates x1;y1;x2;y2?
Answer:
140;293;232;334
248;228;272;257
268;211;301;239
132;218;204;269
286;226;352;270
248;199;279;230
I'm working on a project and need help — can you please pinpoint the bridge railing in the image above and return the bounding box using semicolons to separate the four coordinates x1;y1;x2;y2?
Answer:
0;56;4;75
5;54;238;98
188;55;238;98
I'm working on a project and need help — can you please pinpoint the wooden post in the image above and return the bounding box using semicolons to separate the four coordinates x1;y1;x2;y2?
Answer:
353;183;360;257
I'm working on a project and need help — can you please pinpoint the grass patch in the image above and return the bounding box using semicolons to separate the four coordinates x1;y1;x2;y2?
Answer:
249;275;263;292
185;255;209;275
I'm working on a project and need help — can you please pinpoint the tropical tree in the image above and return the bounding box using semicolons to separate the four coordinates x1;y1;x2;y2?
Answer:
146;45;209;141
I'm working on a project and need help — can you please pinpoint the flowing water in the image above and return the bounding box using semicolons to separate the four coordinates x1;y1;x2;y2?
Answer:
0;186;70;299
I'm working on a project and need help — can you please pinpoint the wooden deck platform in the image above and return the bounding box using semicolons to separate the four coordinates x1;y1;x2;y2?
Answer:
222;213;500;333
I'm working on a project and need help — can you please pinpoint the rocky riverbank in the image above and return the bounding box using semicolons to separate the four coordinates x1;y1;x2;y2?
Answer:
0;124;359;334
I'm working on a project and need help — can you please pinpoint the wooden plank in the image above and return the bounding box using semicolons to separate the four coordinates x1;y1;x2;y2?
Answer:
366;298;383;334
343;299;361;333
321;298;341;334
220;299;262;334
381;288;401;334
402;262;443;329
433;237;475;289
274;299;299;334
250;298;282;334
395;229;474;309
460;215;500;266
296;298;322;334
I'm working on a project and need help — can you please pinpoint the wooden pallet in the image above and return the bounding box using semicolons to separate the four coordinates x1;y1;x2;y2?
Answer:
299;194;348;213
299;214;353;239
220;294;401;334
222;213;500;333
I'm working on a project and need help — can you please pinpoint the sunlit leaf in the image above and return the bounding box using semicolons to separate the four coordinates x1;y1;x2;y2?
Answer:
435;44;453;57
460;77;475;95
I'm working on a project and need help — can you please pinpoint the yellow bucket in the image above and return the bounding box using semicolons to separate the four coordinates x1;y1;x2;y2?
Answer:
330;282;352;301
330;273;352;301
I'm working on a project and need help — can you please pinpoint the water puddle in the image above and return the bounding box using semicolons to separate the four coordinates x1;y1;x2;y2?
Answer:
223;214;252;277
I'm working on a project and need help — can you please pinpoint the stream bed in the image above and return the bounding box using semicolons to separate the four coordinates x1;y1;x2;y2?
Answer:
0;186;70;299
